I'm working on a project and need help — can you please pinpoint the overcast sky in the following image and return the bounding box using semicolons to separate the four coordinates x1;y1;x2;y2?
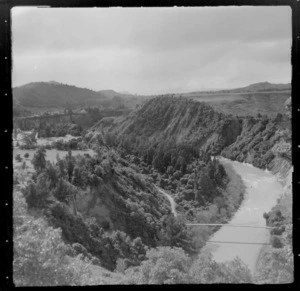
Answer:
12;6;291;95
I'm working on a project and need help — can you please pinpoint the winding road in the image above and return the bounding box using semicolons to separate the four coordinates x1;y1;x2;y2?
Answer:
156;187;177;218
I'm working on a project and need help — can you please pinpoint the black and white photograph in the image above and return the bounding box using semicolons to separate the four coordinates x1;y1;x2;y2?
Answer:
11;5;293;285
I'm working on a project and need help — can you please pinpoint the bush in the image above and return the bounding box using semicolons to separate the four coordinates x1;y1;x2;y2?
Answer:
271;236;283;248
13;192;95;286
15;154;22;162
24;153;29;158
125;247;191;284
271;226;285;236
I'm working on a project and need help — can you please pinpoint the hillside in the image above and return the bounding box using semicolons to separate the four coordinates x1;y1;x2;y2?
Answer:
202;91;291;117
97;96;241;152
13;82;104;108
169;82;290;117
15;146;195;271
13;82;148;111
93;96;291;171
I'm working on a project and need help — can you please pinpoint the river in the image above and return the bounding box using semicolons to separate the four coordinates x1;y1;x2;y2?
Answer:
158;157;284;274
203;157;283;274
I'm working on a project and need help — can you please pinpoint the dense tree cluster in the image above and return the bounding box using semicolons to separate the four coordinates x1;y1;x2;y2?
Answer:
21;146;197;270
37;122;83;138
19;132;37;150
221;115;291;169
121;247;252;284
255;202;293;283
13;191;101;286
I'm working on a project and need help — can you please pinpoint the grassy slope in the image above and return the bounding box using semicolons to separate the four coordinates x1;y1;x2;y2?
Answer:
187;91;290;117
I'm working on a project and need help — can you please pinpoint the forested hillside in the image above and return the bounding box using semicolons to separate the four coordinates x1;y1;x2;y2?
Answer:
94;96;243;154
13;82;148;112
13;144;249;285
94;96;291;171
15;146;202;273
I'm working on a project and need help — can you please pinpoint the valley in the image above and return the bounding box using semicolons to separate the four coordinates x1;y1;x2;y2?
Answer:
10;5;294;286
12;82;293;285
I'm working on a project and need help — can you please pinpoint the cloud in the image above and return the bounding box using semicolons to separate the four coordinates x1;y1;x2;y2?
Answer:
12;6;292;94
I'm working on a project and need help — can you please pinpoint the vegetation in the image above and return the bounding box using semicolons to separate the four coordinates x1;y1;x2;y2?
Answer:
13;191;102;286
12;93;292;285
20;146;196;270
19;131;37;150
254;192;293;284
221;114;291;169
120;247;252;284
38;122;83;138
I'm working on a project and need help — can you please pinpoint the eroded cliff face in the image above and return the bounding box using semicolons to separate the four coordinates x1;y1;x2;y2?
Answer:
202;118;243;155
269;155;292;194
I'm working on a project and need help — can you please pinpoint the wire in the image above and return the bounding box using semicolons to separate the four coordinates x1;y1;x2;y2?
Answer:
186;223;275;229
207;240;271;245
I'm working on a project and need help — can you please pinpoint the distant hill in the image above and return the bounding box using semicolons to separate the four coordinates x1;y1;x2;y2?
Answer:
13;82;106;109
118;90;133;95
178;82;291;117
228;82;291;93
13;82;148;111
13;81;291;116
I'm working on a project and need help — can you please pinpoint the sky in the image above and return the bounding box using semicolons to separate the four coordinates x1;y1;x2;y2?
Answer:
12;6;292;95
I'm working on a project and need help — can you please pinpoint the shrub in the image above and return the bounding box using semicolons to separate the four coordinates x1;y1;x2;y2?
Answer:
271;236;283;248
15;154;22;162
271;226;285;236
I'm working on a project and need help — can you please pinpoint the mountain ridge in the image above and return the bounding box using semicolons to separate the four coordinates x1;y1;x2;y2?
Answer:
13;81;291;115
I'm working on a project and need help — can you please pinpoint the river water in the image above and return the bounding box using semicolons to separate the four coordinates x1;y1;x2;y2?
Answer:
203;157;283;274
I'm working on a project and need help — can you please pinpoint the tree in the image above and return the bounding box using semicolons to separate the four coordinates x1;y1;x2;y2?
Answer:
21;131;37;149
22;175;51;209
196;172;215;203
124;247;191;284
13;191;96;286
24;153;29;158
44;161;59;189
56;155;67;178
72;167;85;188
189;252;252;283
158;215;195;255
52;178;78;203
271;236;283;248
15;154;22;162
65;150;75;181
32;147;46;173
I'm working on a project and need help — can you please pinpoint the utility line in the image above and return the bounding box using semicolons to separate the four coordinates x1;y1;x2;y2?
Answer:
186;223;275;229
207;240;271;245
